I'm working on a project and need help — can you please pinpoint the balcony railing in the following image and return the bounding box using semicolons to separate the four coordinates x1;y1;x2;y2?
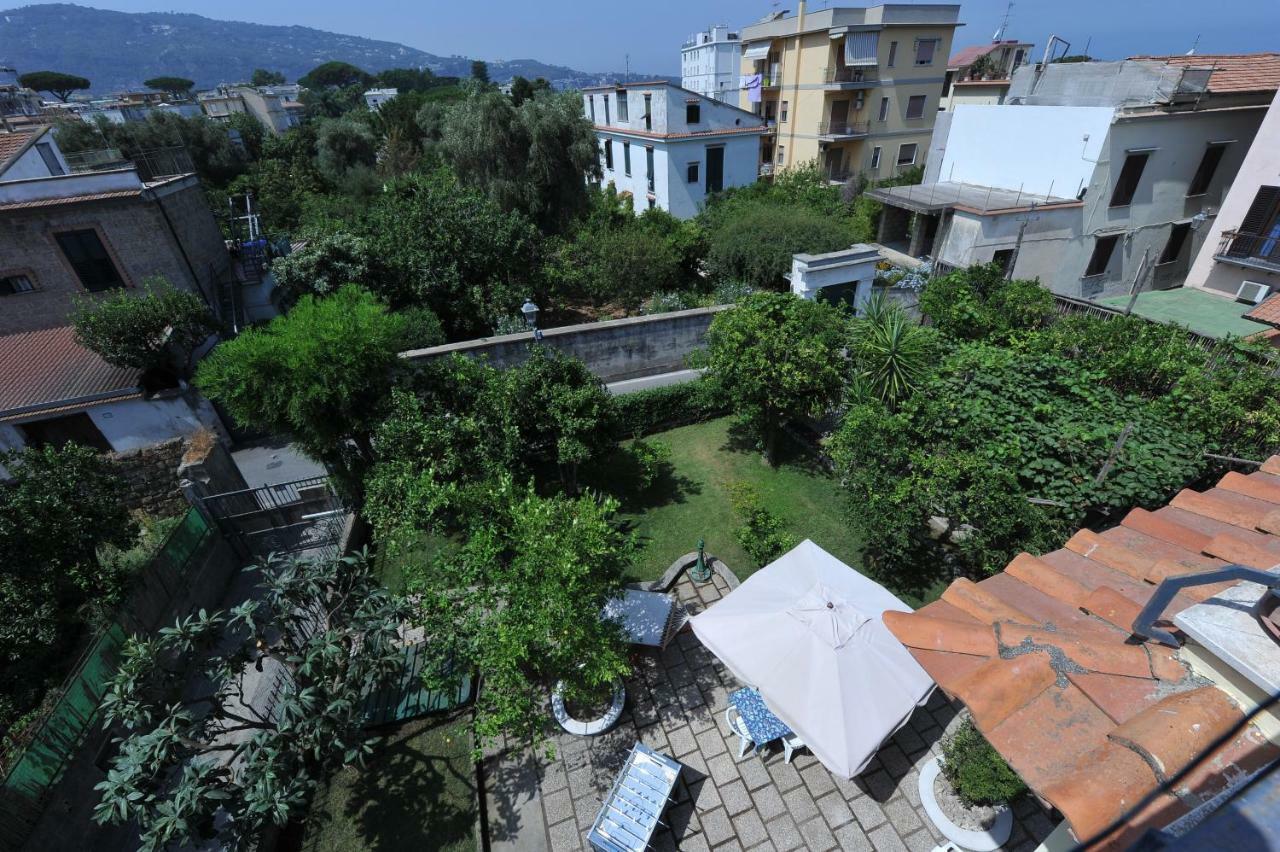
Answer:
1215;229;1280;273
825;168;853;183
818;120;870;137
822;66;878;86
64;148;129;173
759;162;775;177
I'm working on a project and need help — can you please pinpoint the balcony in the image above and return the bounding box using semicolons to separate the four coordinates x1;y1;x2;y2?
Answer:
759;162;775;178
822;67;878;89
1215;229;1280;274
817;120;870;139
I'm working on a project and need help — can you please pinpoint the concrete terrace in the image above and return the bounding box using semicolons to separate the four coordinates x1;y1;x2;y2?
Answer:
485;569;1059;852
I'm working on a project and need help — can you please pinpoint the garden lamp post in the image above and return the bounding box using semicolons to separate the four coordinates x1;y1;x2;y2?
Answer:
521;298;543;341
690;537;711;583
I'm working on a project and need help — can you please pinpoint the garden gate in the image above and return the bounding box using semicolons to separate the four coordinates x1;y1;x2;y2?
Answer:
197;476;348;561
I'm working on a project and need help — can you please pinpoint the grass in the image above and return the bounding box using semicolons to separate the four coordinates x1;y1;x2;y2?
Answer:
297;710;477;852
588;416;864;585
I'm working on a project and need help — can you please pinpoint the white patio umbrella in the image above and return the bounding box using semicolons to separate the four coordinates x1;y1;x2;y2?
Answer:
690;539;935;779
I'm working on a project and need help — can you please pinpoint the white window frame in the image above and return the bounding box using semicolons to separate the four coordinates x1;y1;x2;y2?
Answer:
896;143;918;167
870;146;882;170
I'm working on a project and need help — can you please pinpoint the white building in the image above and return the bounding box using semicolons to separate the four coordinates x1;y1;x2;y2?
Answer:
363;88;399;110
681;25;741;103
583;81;767;219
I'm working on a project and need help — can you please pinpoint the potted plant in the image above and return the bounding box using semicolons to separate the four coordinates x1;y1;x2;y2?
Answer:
919;717;1025;851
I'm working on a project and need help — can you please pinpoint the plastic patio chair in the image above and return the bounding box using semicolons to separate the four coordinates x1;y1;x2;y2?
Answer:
725;706;755;759
782;733;806;764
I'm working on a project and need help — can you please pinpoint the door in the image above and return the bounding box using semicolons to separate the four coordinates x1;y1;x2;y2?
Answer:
706;146;724;193
829;99;850;134
824;148;845;182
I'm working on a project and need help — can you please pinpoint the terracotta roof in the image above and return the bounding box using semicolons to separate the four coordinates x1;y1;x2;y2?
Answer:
1246;294;1280;328
0;127;47;175
0;188;142;213
948;41;1024;69
0;326;141;419
884;463;1280;849
1128;53;1280;94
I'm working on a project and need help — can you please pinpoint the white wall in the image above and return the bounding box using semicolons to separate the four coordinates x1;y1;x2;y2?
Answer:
937;104;1113;197
0;167;142;205
936;206;1082;289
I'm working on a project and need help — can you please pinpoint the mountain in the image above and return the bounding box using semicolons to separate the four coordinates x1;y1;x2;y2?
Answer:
0;4;671;93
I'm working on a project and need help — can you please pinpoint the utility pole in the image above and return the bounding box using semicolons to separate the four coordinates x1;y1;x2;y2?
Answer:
1006;202;1038;279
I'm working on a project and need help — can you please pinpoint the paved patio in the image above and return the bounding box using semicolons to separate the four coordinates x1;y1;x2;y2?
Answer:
486;570;1060;851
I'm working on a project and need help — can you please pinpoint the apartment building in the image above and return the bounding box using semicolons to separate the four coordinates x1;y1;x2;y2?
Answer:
0;127;232;463
870;55;1280;303
364;88;399;110
737;2;961;183
583;81;767;219
199;86;300;134
681;25;742;103
939;38;1034;109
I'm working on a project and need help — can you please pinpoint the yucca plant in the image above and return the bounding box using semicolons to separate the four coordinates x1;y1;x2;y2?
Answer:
849;293;939;410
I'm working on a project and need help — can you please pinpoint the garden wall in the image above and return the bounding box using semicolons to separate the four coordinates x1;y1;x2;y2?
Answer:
402;305;730;383
109;437;188;517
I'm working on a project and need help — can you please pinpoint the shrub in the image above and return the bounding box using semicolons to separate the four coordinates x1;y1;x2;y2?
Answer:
704;201;851;290
395;305;446;351
730;483;797;568
941;718;1026;806
628;439;672;490
612;379;730;437
919;263;1054;342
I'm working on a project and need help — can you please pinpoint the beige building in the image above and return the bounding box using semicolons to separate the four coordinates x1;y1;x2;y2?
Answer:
198;86;300;135
939;38;1034;110
737;2;961;183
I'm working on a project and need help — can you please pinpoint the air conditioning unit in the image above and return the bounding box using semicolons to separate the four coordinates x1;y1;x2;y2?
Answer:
1236;280;1272;305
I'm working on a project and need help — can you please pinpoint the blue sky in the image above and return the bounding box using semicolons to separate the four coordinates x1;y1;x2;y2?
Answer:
83;1;1280;74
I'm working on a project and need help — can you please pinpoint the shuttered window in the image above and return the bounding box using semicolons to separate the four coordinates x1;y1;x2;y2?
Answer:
1109;152;1151;207
1238;186;1280;237
55;230;124;292
1186;144;1227;196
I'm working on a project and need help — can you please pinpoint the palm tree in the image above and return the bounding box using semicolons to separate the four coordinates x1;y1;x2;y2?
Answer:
849;293;938;409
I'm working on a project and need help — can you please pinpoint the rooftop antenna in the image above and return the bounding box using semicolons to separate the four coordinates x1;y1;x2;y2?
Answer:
625;54;630;83
1186;34;1201;56
993;1;1014;42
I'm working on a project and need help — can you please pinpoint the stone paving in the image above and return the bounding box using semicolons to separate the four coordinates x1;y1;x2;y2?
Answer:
487;570;1061;852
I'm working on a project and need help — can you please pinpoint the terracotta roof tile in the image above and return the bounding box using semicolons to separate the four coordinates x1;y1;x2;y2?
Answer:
1245;294;1280;327
948;41;1024;69
0;128;43;174
1128;53;1280;94
883;462;1280;847
0;326;140;417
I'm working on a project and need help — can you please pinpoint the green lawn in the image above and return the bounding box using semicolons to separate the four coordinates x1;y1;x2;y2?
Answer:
298;711;477;852
592;417;865;587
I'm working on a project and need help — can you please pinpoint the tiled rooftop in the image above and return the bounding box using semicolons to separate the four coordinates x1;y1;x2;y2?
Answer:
1129;53;1280;94
0;127;42;174
0;325;141;419
1246;293;1280;328
885;459;1280;850
948;41;1025;69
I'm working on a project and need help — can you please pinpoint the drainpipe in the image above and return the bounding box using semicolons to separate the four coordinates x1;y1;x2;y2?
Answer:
785;1;806;165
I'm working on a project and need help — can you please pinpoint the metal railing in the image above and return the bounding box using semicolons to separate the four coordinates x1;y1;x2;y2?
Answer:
1215;229;1280;272
818;119;870;137
63;148;129;173
823;66;878;85
130;146;196;181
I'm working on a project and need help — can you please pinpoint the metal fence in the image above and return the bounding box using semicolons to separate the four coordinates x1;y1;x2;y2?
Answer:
199;476;347;561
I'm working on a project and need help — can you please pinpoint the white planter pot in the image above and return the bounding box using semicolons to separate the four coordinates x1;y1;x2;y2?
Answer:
918;755;1013;851
551;679;626;736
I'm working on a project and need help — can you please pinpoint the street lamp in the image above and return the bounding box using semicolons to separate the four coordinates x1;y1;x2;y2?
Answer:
521;298;543;341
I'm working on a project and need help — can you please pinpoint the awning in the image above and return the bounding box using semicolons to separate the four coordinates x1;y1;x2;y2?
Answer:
845;31;879;66
744;42;772;61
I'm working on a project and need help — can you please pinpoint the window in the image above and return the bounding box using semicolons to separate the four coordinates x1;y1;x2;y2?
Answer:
780;101;789;123
644;94;652;130
1109;151;1152;207
687;162;699;183
877;97;890;122
1160;222;1192;264
35;142;64;176
992;248;1015;275
896;143;918;166
915;38;939;66
0;273;35;295
686;103;700;124
906;95;926;119
887;41;898;67
616;90;629;122
589;95;595;121
777;145;785;165
623;141;631;176
55;229;123;292
1085;234;1120;277
646;146;655;192
870;146;882;170
604;96;610;125
604;139;613;170
1187;143;1228;196
706;146;724;193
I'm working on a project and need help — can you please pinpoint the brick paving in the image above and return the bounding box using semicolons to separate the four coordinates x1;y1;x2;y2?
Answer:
486;571;1060;851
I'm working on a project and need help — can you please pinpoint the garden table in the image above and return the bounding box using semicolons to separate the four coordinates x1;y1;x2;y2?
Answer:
729;686;793;746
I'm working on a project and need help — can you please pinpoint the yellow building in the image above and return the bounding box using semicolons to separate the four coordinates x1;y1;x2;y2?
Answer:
738;2;961;183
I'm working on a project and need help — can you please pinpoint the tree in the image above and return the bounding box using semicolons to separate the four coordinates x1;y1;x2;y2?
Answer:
507;75;550;107
225;112;266;161
704;201;852;290
142;76;194;97
919;263;1055;342
406;477;631;749
376;67;439;93
470;60;490;84
250;69;287;87
315;116;379;182
504;346;617;493
269;232;382;304
299;61;372;90
848;293;940;410
19;70;90;102
705;292;849;465
0;444;135;661
195;286;406;496
547;208;694;309
94;550;410;852
71;277;220;380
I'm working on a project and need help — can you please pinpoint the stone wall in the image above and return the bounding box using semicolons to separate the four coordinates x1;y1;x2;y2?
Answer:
109;437;188;517
402;305;729;382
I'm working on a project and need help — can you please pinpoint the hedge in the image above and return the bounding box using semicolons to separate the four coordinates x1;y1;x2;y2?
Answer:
613;378;731;437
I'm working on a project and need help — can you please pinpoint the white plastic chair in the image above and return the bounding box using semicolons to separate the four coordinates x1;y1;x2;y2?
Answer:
782;733;806;764
725;706;754;759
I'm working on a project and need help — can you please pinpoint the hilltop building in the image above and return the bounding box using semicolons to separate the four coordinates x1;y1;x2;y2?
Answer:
736;2;962;183
583;81;768;219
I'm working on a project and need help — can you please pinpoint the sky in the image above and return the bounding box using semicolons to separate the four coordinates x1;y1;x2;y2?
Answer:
73;0;1280;74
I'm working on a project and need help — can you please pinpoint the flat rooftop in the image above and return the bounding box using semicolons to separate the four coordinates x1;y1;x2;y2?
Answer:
868;181;1078;215
1097;288;1272;339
